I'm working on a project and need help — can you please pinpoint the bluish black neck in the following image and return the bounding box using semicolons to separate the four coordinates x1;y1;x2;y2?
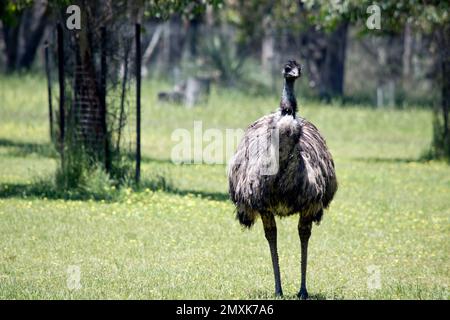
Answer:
280;78;297;117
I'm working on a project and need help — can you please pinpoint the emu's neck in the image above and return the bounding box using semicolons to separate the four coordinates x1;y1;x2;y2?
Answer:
280;79;297;117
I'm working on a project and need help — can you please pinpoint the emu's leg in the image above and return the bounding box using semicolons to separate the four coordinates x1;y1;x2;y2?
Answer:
298;217;312;299
261;213;283;297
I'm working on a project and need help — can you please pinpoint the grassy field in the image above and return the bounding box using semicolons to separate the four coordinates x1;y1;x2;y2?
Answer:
0;74;448;299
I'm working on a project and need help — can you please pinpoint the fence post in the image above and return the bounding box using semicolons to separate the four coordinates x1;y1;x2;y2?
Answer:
135;23;142;185
57;23;65;162
100;26;111;172
116;43;130;154
44;40;53;141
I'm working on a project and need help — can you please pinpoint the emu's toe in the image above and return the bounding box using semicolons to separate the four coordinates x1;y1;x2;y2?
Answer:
297;288;308;300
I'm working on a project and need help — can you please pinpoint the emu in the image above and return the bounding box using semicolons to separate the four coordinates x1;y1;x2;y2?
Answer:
228;60;337;299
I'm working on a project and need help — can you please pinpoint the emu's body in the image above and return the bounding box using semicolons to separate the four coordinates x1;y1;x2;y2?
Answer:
227;60;337;298
229;113;336;225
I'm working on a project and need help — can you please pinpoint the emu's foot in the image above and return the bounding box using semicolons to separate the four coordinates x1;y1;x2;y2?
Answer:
297;288;308;300
275;289;283;298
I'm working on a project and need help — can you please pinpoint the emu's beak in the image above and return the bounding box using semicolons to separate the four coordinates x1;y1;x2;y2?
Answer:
288;68;300;78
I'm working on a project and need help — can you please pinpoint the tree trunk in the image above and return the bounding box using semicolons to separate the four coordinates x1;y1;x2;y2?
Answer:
320;21;349;100
72;1;106;160
17;4;48;69
299;23;348;101
437;26;450;156
2;22;20;72
187;16;200;59
2;1;48;72
261;15;275;75
402;22;413;79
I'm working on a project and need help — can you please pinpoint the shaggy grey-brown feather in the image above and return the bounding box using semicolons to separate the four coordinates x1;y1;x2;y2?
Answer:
228;63;337;228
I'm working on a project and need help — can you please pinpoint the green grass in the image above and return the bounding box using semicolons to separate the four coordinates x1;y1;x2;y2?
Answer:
0;74;449;299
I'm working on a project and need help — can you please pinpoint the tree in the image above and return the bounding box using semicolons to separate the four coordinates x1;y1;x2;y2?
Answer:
0;0;49;72
2;0;224;188
303;0;449;160
227;0;349;98
298;21;348;100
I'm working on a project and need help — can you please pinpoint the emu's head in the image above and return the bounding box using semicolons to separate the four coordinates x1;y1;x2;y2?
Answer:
282;60;301;81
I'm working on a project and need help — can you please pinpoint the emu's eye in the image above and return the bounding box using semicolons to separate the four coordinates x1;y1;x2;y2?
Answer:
284;66;291;73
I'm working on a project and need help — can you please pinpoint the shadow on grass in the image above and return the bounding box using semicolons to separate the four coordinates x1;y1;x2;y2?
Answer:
0;138;57;158
169;189;229;202
0;180;230;202
0;181;106;201
0;141;230;202
248;290;332;300
353;156;427;164
138;175;229;201
141;155;175;165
